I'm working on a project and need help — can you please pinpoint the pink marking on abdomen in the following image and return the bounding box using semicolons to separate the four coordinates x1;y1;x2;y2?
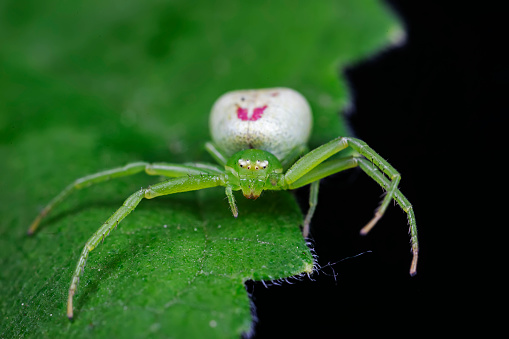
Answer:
237;105;268;121
250;105;267;121
237;107;249;120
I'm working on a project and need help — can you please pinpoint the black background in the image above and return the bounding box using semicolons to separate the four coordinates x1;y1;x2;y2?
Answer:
251;1;504;337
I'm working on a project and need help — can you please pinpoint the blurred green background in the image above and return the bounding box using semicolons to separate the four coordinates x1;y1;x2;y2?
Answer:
0;0;402;337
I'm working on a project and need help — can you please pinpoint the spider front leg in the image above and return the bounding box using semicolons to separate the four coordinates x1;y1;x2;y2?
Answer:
66;174;224;319
345;138;402;235
27;162;223;234
356;157;418;275
284;137;419;275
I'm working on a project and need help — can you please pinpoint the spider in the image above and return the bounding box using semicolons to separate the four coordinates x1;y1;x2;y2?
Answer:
28;87;419;319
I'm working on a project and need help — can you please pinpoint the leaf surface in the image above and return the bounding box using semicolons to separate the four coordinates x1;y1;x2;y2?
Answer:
0;0;402;337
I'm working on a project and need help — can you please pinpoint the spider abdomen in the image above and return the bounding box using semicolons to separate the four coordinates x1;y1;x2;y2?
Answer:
209;88;312;160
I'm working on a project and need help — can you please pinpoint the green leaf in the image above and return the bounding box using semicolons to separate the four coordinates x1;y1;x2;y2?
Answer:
0;0;402;337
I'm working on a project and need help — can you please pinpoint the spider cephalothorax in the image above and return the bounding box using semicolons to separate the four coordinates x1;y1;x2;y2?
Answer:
225;149;283;199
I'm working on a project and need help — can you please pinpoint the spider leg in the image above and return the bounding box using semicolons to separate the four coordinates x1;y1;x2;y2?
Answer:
225;186;238;217
342;138;401;235
28;162;222;234
286;157;358;237
283;136;419;275
67;174;223;319
205;142;229;167
357;158;418;276
280;144;308;171
302;180;319;238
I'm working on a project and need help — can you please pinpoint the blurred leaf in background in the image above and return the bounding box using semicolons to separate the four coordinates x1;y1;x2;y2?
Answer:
0;0;402;337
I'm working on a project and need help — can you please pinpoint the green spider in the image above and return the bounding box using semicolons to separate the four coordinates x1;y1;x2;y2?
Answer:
28;87;419;319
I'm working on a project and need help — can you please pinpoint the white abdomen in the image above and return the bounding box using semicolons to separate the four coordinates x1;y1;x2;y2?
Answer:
209;88;312;160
